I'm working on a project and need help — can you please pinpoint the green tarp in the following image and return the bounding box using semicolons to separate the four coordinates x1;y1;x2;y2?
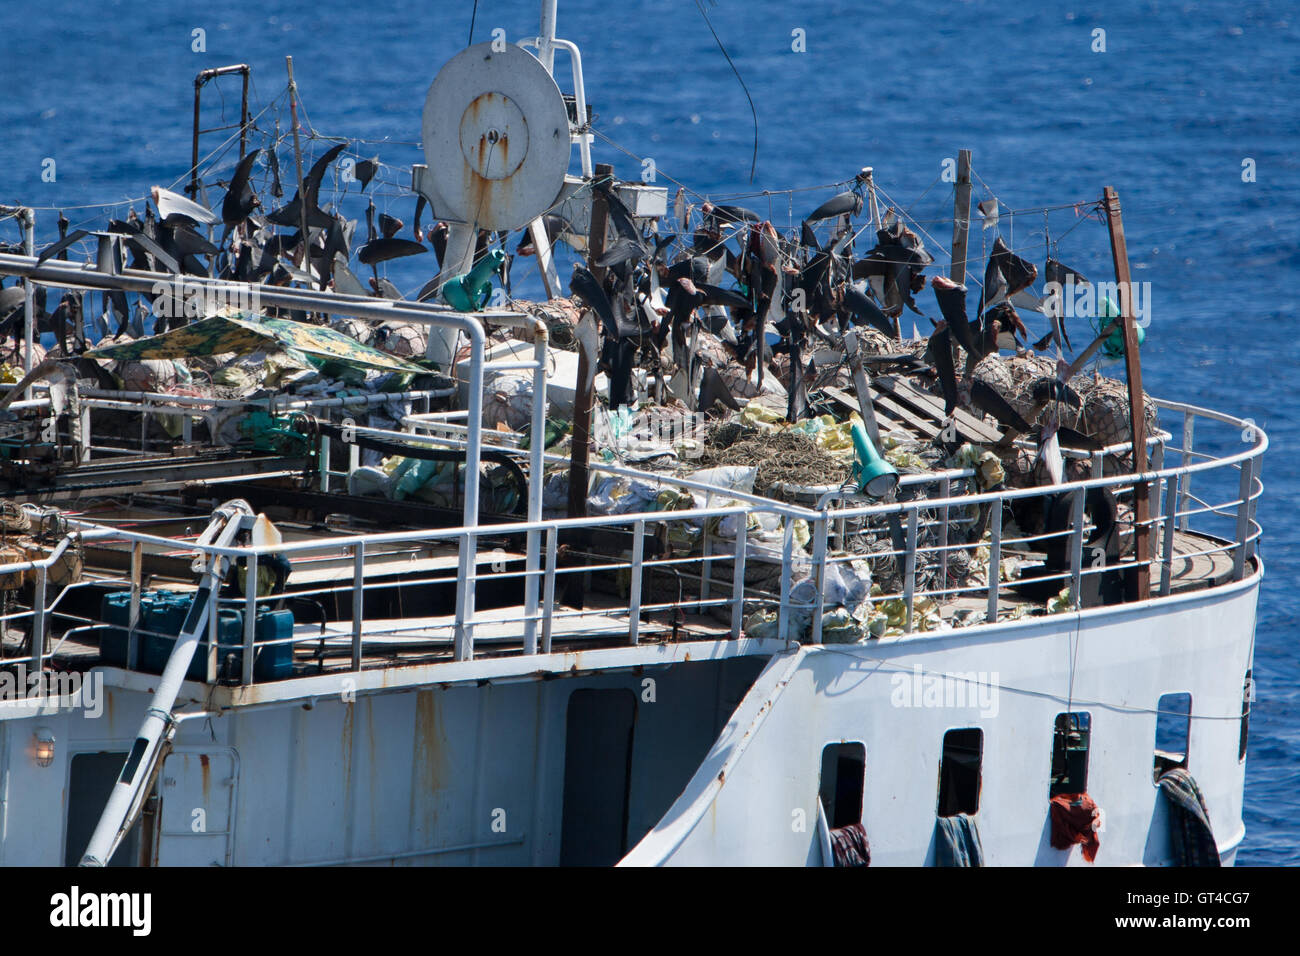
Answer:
87;312;426;377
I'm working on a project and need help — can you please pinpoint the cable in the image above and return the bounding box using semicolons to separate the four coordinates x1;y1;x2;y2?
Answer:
693;0;758;184
813;643;1254;723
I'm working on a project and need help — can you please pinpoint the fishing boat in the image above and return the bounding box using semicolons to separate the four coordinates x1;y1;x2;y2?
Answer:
0;1;1264;867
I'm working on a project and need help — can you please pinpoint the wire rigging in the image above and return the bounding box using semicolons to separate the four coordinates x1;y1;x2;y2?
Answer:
693;0;758;185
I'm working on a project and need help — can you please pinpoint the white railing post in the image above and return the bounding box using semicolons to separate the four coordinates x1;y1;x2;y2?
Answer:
319;434;331;492
937;477;950;601
986;499;1001;623
628;520;644;645
731;516;747;639
903;509;918;633
1246;454;1261;565
206;585;219;682
455;529;476;661
523;331;548;655
1160;472;1178;596
242;552;258;684
777;520;795;640
1233;458;1254;581
1179;412;1194;532
542;526;558;654
1150;442;1165;528
128;541;143;670
32;565;47;674
352;542;365;670
810;515;829;645
1069;488;1085;609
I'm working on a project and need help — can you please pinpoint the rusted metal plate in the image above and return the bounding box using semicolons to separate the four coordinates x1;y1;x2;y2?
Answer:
421;43;571;232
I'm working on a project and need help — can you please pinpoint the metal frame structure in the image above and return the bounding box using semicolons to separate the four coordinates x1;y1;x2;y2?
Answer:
0;400;1266;684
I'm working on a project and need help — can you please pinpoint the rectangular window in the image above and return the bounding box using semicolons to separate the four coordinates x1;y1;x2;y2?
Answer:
1049;712;1091;796
1153;692;1191;781
938;728;983;817
819;742;865;829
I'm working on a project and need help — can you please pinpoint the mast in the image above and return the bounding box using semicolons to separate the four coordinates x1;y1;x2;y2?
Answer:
538;0;558;74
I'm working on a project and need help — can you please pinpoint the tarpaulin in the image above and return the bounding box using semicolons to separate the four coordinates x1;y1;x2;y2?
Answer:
88;312;427;377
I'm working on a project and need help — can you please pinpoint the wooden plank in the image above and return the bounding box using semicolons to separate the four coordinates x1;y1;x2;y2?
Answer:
565;162;615;608
951;149;973;285
1103;185;1151;601
873;392;943;439
873;375;1002;444
841;329;885;448
822;384;941;440
874;407;916;435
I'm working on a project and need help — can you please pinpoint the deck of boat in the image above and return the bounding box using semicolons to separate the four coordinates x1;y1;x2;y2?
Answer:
9;527;1239;680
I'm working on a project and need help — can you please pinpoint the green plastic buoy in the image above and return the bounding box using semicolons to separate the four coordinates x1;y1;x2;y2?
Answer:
441;249;506;312
1097;295;1145;359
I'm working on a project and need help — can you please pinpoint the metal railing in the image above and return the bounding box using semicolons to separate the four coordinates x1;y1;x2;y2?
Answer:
0;253;1267;683
0;395;1265;688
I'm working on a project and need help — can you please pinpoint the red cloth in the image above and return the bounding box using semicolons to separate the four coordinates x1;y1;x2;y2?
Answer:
1050;793;1101;862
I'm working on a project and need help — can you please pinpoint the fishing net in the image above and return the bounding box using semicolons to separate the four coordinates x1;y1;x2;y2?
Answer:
1073;373;1159;447
517;297;582;352
330;317;375;346
374;322;427;359
695;428;847;493
1000;353;1059;421
971;352;1015;398
117;359;178;392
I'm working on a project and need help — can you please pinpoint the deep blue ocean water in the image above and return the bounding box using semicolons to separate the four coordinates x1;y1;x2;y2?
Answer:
1;0;1295;864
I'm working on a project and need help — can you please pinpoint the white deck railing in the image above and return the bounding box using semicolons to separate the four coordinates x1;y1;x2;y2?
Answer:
0;251;1266;683
0;395;1265;685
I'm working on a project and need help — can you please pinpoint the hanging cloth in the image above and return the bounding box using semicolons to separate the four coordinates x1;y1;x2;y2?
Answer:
1157;768;1221;867
829;823;871;867
935;813;985;866
1049;792;1102;862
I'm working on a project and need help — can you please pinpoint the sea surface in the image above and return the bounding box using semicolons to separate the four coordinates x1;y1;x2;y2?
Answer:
0;0;1295;864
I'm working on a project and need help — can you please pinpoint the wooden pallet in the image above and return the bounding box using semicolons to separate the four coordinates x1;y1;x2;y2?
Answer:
821;378;1002;446
871;375;1004;445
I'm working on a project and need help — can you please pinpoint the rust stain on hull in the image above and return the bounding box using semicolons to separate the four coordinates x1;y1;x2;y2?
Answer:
412;689;449;838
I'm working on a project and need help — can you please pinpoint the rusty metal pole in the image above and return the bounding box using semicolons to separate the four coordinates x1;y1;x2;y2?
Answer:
567;163;612;520
190;79;203;198
240;69;250;160
1103;186;1151;601
950;149;972;285
285;57;311;273
189;65;251;194
563;163;613;607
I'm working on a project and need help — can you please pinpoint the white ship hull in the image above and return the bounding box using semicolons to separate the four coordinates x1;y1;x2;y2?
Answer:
0;561;1257;867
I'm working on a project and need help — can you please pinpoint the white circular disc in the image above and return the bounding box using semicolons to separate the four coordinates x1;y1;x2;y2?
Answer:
422;43;571;232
